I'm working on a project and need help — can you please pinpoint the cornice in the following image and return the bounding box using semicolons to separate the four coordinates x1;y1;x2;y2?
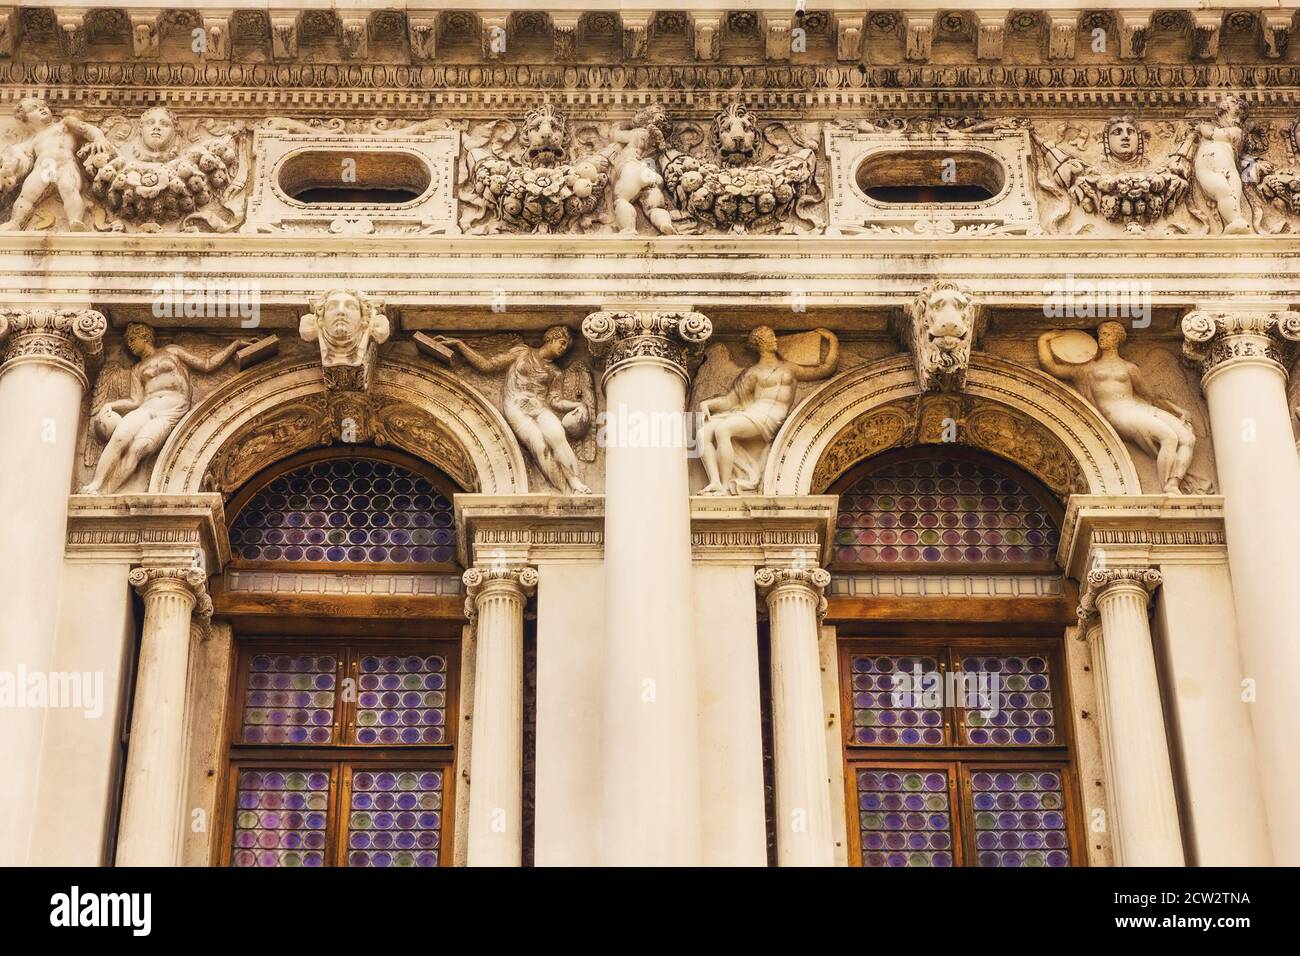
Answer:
453;493;839;566
1058;493;1227;579
64;492;231;569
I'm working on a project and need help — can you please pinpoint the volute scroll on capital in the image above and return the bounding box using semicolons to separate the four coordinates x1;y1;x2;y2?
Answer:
0;307;107;384
461;565;540;621
128;565;214;622
1181;310;1300;377
582;310;713;384
1076;566;1163;624
755;565;833;620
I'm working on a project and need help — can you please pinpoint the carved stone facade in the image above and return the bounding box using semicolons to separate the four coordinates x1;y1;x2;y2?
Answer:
2;1;1298;879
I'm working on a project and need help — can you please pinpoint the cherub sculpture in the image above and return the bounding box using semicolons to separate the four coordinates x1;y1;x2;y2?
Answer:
461;103;618;234
429;326;594;494
79;106;240;231
609;103;678;235
1037;322;1196;494
299;289;390;392
1190;94;1253;235
1032;115;1195;230
0;97;111;231
83;324;252;494
695;326;839;495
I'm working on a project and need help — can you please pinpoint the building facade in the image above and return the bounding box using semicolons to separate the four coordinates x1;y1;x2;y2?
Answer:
0;1;1297;867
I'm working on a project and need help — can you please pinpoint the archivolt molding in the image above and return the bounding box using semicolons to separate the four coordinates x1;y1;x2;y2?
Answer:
149;356;528;496
765;353;1140;497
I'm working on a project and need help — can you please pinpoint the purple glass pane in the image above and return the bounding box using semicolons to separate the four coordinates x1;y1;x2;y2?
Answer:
857;768;953;867
961;655;1056;746
230;768;330;868
353;655;448;745
849;655;946;746
971;768;1071;867
241;653;336;744
346;769;443;867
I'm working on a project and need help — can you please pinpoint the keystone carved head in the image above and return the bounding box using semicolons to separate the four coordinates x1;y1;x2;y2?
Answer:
300;290;390;391
901;279;983;393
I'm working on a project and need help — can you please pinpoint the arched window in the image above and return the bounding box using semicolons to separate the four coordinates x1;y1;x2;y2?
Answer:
226;449;459;570
828;448;1083;868
831;447;1062;572
219;449;462;867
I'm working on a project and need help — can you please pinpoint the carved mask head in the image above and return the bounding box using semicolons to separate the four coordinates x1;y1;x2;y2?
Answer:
138;107;179;157
714;103;758;168
1102;116;1143;164
523;103;567;168
906;279;980;393
300;289;390;376
15;97;52;126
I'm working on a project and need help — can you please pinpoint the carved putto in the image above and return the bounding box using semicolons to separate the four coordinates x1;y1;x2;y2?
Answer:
896;280;983;393
299;290;390;392
0;97;110;231
694;326;839;495
461;103;617;234
428;326;595;494
80;106;243;232
659;103;822;234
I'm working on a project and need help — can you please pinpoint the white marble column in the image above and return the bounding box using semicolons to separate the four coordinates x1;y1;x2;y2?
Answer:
115;567;211;867
1182;309;1300;865
756;566;835;867
0;308;105;865
583;310;712;866
463;564;537;867
1078;567;1184;866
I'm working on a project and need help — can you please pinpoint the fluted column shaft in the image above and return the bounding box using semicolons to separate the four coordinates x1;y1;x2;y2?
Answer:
464;565;536;867
0;308;106;865
1183;309;1300;864
583;310;712;866
757;567;834;867
115;568;210;867
1079;568;1183;865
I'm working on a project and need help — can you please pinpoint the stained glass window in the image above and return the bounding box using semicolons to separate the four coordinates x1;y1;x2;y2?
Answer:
228;455;456;566
857;768;954;867
971;769;1071;868
834;453;1060;567
843;641;1077;867
227;640;455;868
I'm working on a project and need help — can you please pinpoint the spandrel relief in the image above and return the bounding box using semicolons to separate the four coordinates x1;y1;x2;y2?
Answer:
691;327;839;495
0;99;246;233
81;325;272;495
1035;323;1213;494
424;327;595;495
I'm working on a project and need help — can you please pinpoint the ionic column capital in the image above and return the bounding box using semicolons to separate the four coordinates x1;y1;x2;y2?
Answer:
755;565;832;619
0;307;107;388
128;566;213;621
1181;309;1300;383
461;564;538;620
581;310;713;386
1077;566;1162;624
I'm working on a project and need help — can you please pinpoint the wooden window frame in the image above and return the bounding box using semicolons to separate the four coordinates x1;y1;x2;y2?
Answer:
840;635;1087;868
216;634;459;868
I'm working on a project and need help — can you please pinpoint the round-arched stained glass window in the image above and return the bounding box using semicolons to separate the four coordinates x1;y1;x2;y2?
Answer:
227;452;458;567
832;449;1061;570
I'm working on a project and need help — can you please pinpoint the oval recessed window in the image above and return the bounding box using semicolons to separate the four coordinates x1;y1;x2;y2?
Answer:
856;150;1005;204
278;150;431;204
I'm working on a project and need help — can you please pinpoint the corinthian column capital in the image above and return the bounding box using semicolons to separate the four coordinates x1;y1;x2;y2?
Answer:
461;564;538;620
0;307;108;387
581;310;713;385
1077;566;1162;624
128;566;214;620
1181;309;1300;381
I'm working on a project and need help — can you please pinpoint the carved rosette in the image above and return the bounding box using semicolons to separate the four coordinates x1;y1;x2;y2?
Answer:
581;310;713;385
1181;310;1300;380
462;564;539;621
1076;566;1162;624
754;565;833;620
0;308;108;387
128;565;214;621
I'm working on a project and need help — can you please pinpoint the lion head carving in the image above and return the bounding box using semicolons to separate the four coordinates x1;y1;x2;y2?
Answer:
899;279;982;393
713;103;759;168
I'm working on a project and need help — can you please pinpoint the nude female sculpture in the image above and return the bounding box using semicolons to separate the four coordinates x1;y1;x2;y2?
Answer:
1038;322;1195;494
697;325;839;495
83;324;251;494
432;326;592;494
